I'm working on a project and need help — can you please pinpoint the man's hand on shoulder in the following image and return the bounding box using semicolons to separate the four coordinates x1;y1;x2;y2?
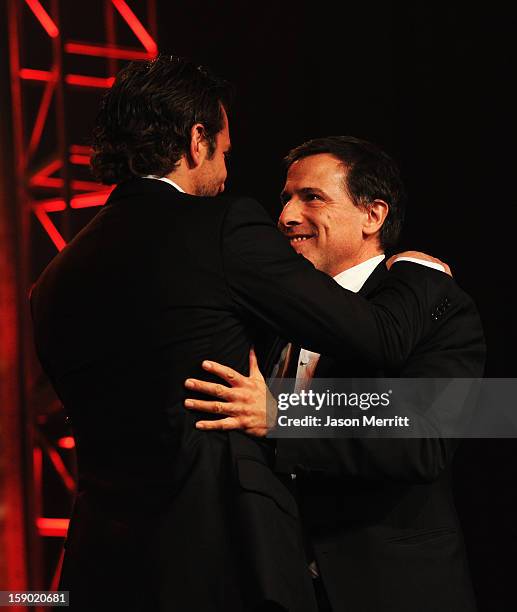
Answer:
387;251;452;276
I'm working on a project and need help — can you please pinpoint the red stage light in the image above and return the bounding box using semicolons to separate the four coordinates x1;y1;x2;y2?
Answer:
28;79;56;158
32;205;67;251
30;158;62;188
21;70;115;88
57;436;75;449
31;177;107;192
19;68;55;82
69;145;92;155
70;189;113;208
72;181;107;192
24;0;59;39
69;154;91;165
38;199;67;213
65;74;115;88
36;518;69;538
111;0;158;55
65;41;154;61
45;445;75;492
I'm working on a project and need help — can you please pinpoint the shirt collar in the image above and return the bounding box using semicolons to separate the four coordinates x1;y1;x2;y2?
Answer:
332;254;385;293
142;175;186;193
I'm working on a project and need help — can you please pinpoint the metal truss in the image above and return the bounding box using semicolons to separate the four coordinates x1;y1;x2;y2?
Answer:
7;0;158;592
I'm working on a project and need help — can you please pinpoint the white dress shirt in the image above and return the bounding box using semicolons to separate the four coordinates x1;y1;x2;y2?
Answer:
142;175;185;193
294;254;385;390
293;252;444;577
295;253;445;388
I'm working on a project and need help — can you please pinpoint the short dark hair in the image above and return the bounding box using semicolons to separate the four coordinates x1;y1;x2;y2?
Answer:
284;136;406;250
91;55;232;184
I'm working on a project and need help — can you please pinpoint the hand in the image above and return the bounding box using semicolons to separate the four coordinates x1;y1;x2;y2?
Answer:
184;348;277;437
386;251;452;276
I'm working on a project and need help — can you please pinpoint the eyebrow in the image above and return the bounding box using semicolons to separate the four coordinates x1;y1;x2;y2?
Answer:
280;186;329;202
299;187;327;197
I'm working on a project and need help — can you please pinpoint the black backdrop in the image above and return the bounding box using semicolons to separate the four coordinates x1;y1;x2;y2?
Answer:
154;2;517;610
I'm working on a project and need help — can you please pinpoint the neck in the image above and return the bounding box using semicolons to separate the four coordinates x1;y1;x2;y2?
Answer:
165;160;196;195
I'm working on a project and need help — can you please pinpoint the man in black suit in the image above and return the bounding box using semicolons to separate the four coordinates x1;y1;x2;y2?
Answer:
31;57;470;612
185;137;485;611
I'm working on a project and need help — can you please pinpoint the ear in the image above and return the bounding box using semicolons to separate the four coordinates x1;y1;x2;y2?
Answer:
188;123;209;168
363;199;389;238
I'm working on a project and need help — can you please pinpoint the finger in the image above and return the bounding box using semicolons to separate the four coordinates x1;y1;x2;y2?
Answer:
202;360;245;386
246;427;268;437
184;378;233;399
196;417;242;430
386;255;396;270
249;346;260;376
184;398;236;415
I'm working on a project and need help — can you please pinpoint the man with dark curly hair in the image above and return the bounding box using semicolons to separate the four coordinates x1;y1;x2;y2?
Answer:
30;55;465;612
90;55;231;196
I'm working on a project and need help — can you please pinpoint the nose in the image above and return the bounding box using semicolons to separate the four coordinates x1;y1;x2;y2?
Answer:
278;199;303;231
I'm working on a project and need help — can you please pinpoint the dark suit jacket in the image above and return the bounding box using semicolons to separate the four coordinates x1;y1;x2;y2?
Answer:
30;179;463;612
273;261;486;612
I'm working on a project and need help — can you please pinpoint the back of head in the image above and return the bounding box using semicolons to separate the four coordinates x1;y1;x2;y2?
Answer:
91;55;232;185
284;136;406;251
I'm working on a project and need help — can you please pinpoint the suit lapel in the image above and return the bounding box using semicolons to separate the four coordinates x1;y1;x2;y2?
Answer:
264;261;390;379
356;260;389;299
313;261;389;377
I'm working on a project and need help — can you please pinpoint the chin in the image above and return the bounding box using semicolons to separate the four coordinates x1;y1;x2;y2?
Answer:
294;244;316;262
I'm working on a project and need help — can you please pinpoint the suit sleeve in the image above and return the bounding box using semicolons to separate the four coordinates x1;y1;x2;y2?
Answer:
274;291;486;483
221;197;453;371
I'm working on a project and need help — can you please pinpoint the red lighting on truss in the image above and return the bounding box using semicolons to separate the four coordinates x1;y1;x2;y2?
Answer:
71;181;107;192
32;204;67;251
19;67;56;82
24;0;59;38
30;154;112;248
57;436;75;449
30;158;62;186
45;445;75;492
50;549;65;591
32;188;111;251
65;74;115;88
69;145;92;155
36;199;67;213
65;41;154;61
31;177;107;192
28;79;56;158
69;154;91;165
111;0;158;55
9;0;158;592
20;69;115;88
70;189;113;208
36;518;69;538
33;447;42;501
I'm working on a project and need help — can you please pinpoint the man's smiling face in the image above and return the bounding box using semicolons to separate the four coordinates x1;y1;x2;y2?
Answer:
278;153;371;276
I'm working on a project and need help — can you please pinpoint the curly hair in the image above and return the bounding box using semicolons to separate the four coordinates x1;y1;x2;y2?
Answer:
90;55;232;185
284;136;406;251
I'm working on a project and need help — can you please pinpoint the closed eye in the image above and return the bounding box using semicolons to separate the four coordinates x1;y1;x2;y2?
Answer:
304;192;322;201
298;187;327;203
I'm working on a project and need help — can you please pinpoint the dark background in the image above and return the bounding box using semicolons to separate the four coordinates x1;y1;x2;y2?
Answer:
2;0;516;608
160;2;517;609
157;0;516;374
